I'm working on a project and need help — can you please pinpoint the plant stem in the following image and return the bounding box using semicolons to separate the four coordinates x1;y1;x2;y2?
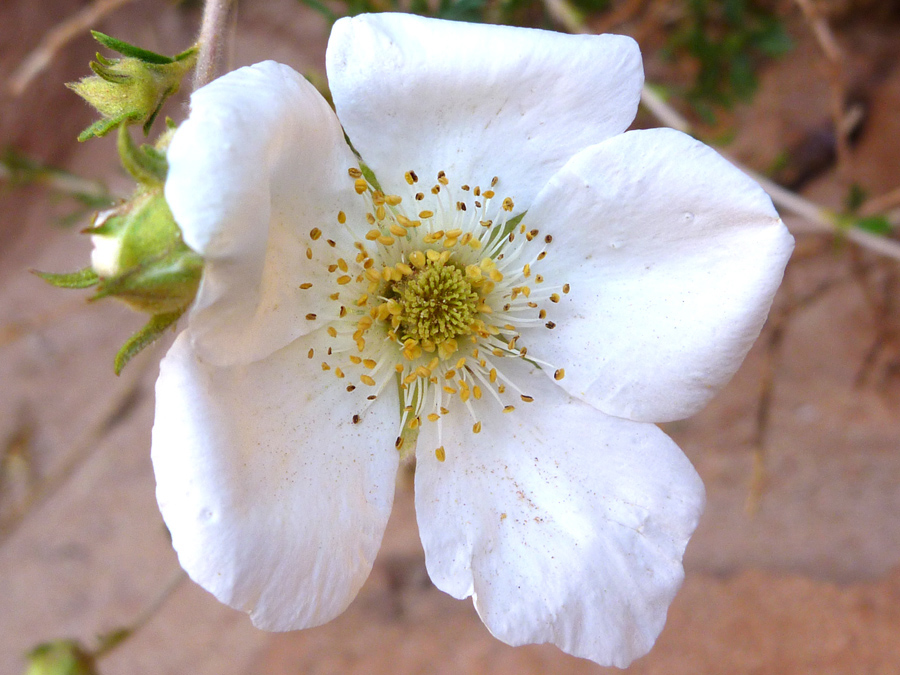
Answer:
193;0;235;91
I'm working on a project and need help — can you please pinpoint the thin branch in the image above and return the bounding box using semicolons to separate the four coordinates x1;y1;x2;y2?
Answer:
539;0;900;260
193;0;236;91
6;0;137;97
637;89;900;262
94;568;187;660
860;185;900;218
595;0;648;34
793;0;851;176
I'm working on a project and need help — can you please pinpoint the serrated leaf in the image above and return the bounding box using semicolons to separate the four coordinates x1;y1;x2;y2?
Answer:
91;31;174;64
33;267;99;289
114;310;183;375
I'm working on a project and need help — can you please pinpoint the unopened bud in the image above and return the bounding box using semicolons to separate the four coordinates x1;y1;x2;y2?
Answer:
68;32;196;141
25;640;97;675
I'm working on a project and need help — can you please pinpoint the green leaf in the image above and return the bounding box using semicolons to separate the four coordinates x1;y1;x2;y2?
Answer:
114;310;183;375
32;267;99;289
91;31;174;64
855;215;892;235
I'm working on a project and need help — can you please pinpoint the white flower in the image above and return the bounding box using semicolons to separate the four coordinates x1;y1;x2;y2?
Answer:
151;13;793;668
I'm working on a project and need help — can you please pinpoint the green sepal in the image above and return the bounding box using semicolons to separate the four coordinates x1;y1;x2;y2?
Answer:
32;267;99;289
117;124;168;185
76;113;137;143
92;244;203;313
114;309;183;375
89;59;131;82
90;30;177;65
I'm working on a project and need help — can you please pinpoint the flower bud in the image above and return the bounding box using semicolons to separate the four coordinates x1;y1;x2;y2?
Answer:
24;641;97;675
89;187;202;315
68;32;197;141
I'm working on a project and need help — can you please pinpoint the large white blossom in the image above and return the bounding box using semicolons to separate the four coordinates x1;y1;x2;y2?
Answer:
151;13;793;667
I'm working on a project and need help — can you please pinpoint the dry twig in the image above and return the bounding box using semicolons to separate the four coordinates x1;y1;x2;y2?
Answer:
793;0;852;177
7;0;137;97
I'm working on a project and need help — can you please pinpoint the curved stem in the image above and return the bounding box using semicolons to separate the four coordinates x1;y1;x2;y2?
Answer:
193;0;235;91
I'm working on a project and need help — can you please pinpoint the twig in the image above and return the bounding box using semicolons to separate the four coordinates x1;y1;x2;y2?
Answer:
539;0;900;261
792;0;851;176
637;89;900;262
94;568;187;660
6;0;137;97
193;0;236;91
595;0;648;34
861;186;900;218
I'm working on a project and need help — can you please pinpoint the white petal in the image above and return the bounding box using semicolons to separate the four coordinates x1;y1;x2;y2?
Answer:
526;128;794;422
327;13;642;211
165;61;367;366
151;330;399;630
415;361;704;667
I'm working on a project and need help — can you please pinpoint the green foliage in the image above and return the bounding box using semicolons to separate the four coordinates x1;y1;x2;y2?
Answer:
664;0;793;114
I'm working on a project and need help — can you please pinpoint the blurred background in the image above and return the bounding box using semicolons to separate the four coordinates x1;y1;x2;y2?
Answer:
1;0;900;672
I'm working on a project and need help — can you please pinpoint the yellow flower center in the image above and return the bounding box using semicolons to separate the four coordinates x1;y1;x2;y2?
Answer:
391;257;479;346
301;167;571;460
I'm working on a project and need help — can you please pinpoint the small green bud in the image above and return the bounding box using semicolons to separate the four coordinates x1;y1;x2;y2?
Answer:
89;186;202;315
25;640;97;675
39;124;202;374
87;177;202;374
68;32;197;141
